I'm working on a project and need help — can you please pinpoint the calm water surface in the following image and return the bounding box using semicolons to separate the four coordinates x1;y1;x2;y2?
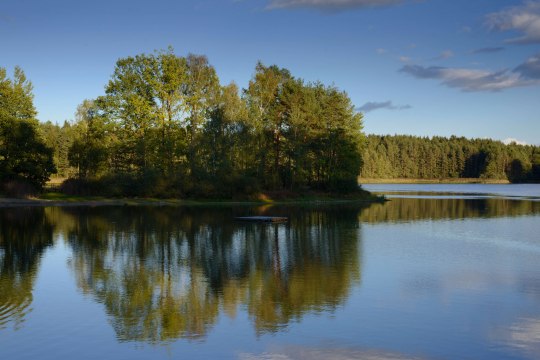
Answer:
363;183;540;200
1;184;540;359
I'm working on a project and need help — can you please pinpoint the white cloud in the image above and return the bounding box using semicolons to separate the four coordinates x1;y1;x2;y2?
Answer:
376;48;388;55
357;101;412;113
266;0;405;11
400;53;540;92
486;1;540;44
400;65;532;91
503;138;528;145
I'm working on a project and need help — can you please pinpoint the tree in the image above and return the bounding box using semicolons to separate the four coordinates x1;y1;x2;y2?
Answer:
39;120;78;178
200;82;248;181
0;67;55;192
68;100;109;178
245;63;293;189
97;54;162;174
531;149;540;182
313;84;364;191
244;63;364;192
184;54;220;176
96;50;220;179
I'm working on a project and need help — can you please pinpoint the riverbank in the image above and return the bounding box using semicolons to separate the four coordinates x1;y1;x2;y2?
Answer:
359;178;510;184
0;190;385;208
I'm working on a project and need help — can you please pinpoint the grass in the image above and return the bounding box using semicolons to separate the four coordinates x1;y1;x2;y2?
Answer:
39;192;107;201
0;188;385;208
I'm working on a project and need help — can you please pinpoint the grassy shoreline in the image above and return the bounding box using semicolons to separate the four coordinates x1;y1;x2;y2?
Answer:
359;178;511;184
0;190;385;208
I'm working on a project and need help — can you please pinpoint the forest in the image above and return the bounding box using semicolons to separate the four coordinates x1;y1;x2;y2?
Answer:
1;49;364;198
361;135;540;182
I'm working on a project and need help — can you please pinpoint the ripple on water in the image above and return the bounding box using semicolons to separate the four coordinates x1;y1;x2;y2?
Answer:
0;294;33;330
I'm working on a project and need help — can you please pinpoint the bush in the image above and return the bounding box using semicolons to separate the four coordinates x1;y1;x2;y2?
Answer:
59;178;101;196
2;180;38;198
57;172;264;199
60;172;185;198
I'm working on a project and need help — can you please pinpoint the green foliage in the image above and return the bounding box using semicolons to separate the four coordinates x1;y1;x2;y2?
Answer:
361;135;540;182
98;50;189;176
531;149;540;182
67;100;109;178
39;120;77;178
61;51;365;197
244;64;363;192
0;67;55;193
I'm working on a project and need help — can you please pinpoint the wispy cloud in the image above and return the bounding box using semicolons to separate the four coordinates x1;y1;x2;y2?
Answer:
266;0;405;11
471;47;505;54
357;100;412;113
376;48;388;55
433;50;454;60
400;65;522;91
399;55;412;63
400;53;540;92
0;13;14;23
486;1;540;44
514;52;540;79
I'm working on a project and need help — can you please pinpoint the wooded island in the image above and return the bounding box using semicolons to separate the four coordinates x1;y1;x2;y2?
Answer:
1;49;539;199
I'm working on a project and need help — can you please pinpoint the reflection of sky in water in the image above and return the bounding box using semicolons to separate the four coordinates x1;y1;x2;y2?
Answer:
363;184;540;200
496;318;540;358
353;211;540;360
1;202;539;360
408;217;540;253
240;345;427;360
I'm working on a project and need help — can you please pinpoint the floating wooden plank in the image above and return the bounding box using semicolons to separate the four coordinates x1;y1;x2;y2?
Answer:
235;216;288;223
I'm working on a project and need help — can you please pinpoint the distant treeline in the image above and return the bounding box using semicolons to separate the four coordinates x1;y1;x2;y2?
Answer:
361;135;540;182
1;49;364;198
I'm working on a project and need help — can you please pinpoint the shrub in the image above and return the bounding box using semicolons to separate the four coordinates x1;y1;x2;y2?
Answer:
2;180;38;198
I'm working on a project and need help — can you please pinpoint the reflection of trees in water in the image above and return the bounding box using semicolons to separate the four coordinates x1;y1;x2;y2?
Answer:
360;198;540;223
0;208;54;330
239;207;362;333
62;205;363;342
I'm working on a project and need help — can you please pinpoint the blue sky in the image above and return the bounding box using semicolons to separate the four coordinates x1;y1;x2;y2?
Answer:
1;0;539;144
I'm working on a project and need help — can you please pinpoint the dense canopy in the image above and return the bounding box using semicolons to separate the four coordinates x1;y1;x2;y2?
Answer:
58;50;365;197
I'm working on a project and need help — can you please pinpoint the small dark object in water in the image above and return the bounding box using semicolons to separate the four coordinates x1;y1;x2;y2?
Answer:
235;216;288;223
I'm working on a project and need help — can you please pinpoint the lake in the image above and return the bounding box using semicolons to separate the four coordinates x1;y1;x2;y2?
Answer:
1;184;540;359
